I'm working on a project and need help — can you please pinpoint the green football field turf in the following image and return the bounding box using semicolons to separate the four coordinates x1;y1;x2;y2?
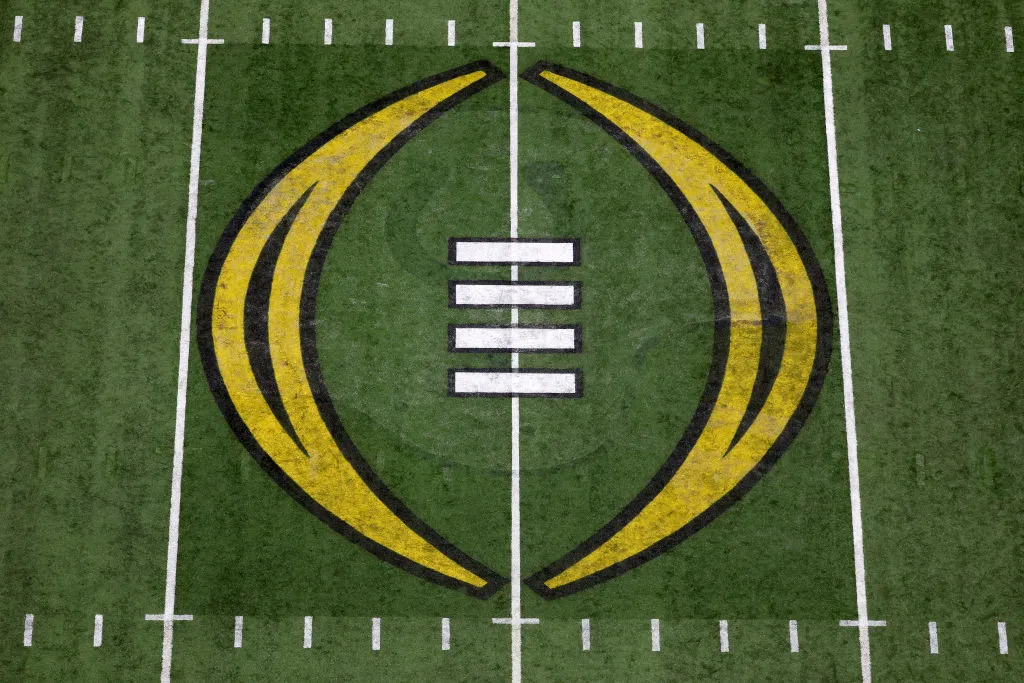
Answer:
0;1;1022;681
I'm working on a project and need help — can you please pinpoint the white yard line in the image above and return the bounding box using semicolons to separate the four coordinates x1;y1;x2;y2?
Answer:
137;17;146;44
148;2;221;680
696;23;705;50
372;617;381;650
719;620;730;652
650;619;660;652
808;2;877;682
93;614;104;647
441;618;451;650
634;22;643;49
303;616;313;648
882;24;892;51
572;21;581;48
758;23;767;50
944;25;954;52
928;622;939;654
261;18;270;45
385;19;394;46
12;15;22;42
448;20;456;47
324;18;333;46
789;620;800;653
998;622;1008;654
234;616;244;648
581;619;591;651
1005;26;1014;53
74;16;83;43
23;614;33;647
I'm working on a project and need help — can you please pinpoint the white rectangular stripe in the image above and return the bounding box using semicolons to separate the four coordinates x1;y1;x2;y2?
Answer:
93;614;104;647
234;616;244;648
385;19;394;45
789;620;799;653
324;19;333;45
758;23;767;49
23;614;33;647
261;18;270;44
572;21;581;48
719;619;730;652
696;23;705;49
650;619;660;652
74;15;83;42
453;326;577;351
453;283;577;307
13;16;22;42
303;616;313;648
581;619;591;651
1006;26;1015;53
447;20;456;46
136;17;146;43
882;24;892;51
634;22;643;49
998;621;1008;654
944;24;954;51
453;239;576;264
441;617;451;650
372;617;381;651
451;371;577;396
928;621;939;654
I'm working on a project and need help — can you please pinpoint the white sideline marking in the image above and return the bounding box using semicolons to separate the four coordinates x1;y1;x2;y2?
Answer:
23;614;33;647
452;239;576;265
882;24;892;51
452;326;578;351
581;619;591;651
234;616;243;648
789;620;800;653
13;16;22;42
1006;26;1014;53
385;18;393;46
452;371;578;396
650;619;660;652
944;24;954;52
696;23;705;49
303;616;313;649
812;1;877;681
74;16;83;43
323;19;332;45
634;22;643;48
93;614;104;647
453;283;577;307
572;21;581;48
719;620;730;652
447;20;456;46
372;617;381;651
928;622;938;654
137;17;146;43
261;18;270;44
441;618;451;650
155;2;220;680
758;23;767;49
998;622;1008;654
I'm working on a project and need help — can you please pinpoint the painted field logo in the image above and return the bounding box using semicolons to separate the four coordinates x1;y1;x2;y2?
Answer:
197;61;832;600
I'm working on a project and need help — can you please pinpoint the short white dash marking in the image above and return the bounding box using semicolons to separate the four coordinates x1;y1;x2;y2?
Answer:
261;18;270;44
882;24;892;51
696;22;705;49
74;16;84;43
998;622;1008;654
385;18;394;46
93;614;104;647
447;20;456;46
303;616;313;649
719;620;730;652
944;24;954;52
323;19;333;45
451;370;579;396
650;619;660;652
634;22;643;49
452;282;578;307
12;15;22;42
23;614;33;647
136;17;146;43
441;618;451;651
452;326;578;352
1006;26;1015;53
234;616;243;648
452;239;577;265
758;23;767;49
572;21;581;48
581;619;591;651
372;617;381;651
928;622;938;654
789;620;800;653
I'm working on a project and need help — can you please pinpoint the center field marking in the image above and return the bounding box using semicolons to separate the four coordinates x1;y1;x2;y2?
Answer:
634;22;643;48
696;22;705;49
323;18;332;45
809;1;878;682
1006;26;1015;53
581;619;591;650
74;16;83;43
572;21;581;48
385;18;394;46
441;618;451;650
998;621;1008;654
12;15;22;42
137;17;146;43
882;24;892;51
928;621;939;654
93;614;104;647
151;2;222;680
372;617;381;651
234;616;243;648
23;614;33;647
452;370;580;397
450;282;580;307
789;620;800;652
758;23;767;49
650;619;660;652
303;616;313;648
450;238;578;265
450;325;580;352
261;18;270;45
719;620;730;652
448;20;456;46
944;24;954;52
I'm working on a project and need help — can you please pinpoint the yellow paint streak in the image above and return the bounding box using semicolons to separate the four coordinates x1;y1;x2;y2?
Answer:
211;72;488;588
538;71;818;589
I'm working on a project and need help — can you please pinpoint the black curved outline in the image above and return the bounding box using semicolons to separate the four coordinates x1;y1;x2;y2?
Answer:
521;62;834;599
197;61;508;600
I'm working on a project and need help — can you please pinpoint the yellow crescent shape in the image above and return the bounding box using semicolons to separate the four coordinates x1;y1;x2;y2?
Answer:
198;62;507;598
522;63;832;598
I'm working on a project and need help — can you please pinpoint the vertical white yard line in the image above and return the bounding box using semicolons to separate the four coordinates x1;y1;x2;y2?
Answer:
812;1;874;681
581;619;591;651
758;23;767;49
650;619;660;652
789;620;800;653
719;620;730;652
74;16;83;43
696;23;705;50
234;616;243;648
882;24;892;51
261;18;270;45
634;22;643;49
372;617;381;650
93;614;104;647
944;24;954;52
23;614;33;646
572;21;581;48
998;622;1008;654
441;618;451;650
928;622;939;654
137;17;146;43
303;616;313;648
323;19;333;46
385;19;394;46
12;16;22;42
1005;27;1014;53
447;20;456;47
